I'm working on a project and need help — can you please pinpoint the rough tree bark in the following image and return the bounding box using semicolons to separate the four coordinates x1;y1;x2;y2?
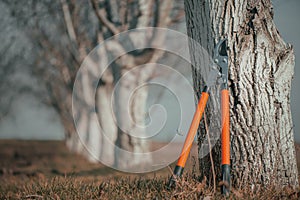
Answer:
184;0;298;188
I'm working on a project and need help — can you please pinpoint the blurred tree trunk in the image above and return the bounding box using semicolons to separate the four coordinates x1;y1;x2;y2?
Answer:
96;84;117;165
60;0;174;169
113;64;152;168
184;0;298;188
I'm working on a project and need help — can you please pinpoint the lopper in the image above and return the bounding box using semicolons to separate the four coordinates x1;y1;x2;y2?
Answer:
167;39;230;195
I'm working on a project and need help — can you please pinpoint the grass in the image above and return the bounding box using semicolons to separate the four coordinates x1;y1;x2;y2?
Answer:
0;140;300;199
1;174;299;199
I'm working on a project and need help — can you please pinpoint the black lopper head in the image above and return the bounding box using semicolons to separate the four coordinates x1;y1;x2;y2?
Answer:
213;39;228;89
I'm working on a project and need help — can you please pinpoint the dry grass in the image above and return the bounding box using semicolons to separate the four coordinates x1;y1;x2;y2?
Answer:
0;140;299;199
1;174;299;199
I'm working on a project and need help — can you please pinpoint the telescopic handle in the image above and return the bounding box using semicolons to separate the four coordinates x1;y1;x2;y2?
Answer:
167;86;209;188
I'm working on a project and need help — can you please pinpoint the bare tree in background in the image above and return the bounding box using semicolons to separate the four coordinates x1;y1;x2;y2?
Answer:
0;1;36;121
184;0;298;188
0;0;184;169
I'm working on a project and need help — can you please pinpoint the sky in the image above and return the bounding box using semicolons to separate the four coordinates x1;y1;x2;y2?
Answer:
273;0;300;141
0;0;299;142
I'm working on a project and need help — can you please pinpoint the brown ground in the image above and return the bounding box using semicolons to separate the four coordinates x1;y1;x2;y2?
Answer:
0;140;299;199
0;140;198;179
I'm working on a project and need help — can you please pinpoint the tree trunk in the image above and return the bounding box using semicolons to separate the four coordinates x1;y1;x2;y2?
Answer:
96;84;117;166
113;63;153;170
64;0;158;168
103;0;173;170
184;0;298;188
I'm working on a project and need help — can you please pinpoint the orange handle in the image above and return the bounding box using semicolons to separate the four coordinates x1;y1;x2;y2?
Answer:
177;90;209;168
221;89;230;165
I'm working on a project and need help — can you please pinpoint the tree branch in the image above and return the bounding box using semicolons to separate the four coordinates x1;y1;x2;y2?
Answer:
90;0;120;35
60;0;77;45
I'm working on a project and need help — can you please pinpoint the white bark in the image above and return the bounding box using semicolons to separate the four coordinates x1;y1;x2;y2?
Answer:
16;0;177;169
96;85;117;166
114;65;152;168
